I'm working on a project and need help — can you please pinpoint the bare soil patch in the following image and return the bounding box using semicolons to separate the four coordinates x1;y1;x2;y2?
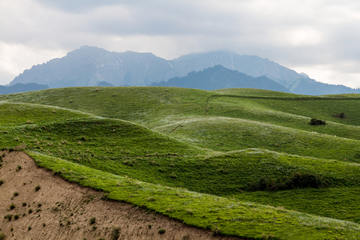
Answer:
0;150;242;240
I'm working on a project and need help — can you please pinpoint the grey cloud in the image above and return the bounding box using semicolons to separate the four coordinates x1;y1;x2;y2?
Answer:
2;0;360;87
34;0;124;12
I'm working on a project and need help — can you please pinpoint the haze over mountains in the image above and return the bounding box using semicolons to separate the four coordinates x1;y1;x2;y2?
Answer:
8;46;360;95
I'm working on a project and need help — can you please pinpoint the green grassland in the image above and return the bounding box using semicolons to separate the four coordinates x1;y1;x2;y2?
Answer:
2;87;360;239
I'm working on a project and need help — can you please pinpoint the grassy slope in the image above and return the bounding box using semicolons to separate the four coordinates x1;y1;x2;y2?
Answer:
3;87;360;140
3;87;360;238
0;87;211;128
29;152;360;240
155;117;360;162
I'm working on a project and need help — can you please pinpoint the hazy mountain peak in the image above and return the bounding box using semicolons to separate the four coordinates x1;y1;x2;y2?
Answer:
300;72;309;78
9;46;308;90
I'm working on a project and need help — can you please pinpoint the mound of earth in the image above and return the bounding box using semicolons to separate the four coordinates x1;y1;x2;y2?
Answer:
0;150;241;240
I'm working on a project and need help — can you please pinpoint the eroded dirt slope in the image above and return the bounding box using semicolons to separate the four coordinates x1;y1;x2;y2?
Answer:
0;150;242;240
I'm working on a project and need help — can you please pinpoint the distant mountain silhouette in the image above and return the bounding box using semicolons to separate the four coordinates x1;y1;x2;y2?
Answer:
97;81;114;87
151;65;291;92
0;83;48;95
8;46;360;95
9;46;305;89
286;78;360;95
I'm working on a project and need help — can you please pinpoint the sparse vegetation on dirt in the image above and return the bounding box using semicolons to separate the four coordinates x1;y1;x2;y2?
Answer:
0;233;6;240
35;185;41;192
9;203;15;210
89;217;96;225
110;227;120;240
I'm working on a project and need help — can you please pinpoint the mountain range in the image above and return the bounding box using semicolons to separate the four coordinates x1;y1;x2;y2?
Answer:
151;65;291;92
8;46;360;95
0;83;48;95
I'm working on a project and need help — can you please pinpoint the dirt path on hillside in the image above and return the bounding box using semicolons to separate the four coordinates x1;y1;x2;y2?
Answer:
0;150;243;240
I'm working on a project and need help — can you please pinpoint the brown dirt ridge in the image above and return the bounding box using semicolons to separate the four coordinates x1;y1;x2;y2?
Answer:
0;150;243;240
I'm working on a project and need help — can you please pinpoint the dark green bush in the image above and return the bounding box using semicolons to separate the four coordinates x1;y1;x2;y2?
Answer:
0;180;3;186
89;217;96;225
246;172;328;191
310;118;326;125
35;185;41;192
9;203;15;210
111;227;121;240
158;229;166;234
0;233;6;240
4;214;13;221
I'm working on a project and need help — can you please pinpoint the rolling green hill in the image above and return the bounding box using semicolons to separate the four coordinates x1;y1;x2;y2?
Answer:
2;87;360;239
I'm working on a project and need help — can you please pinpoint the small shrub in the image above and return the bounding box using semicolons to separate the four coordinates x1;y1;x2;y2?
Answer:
92;226;97;231
89;217;96;225
4;214;13;221
0;233;6;240
37;203;42;208
35;185;41;192
110;227;121;240
16;165;22;171
13;192;19;197
9;203;15;210
0;180;4;186
310;118;326;125
339;112;345;118
28;226;31;231
43;223;46;227
28;209;33;214
14;214;19;220
158;229;166;234
245;172;328;191
22;202;27;207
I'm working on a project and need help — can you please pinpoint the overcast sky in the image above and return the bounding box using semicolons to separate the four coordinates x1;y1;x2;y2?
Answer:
1;0;360;88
